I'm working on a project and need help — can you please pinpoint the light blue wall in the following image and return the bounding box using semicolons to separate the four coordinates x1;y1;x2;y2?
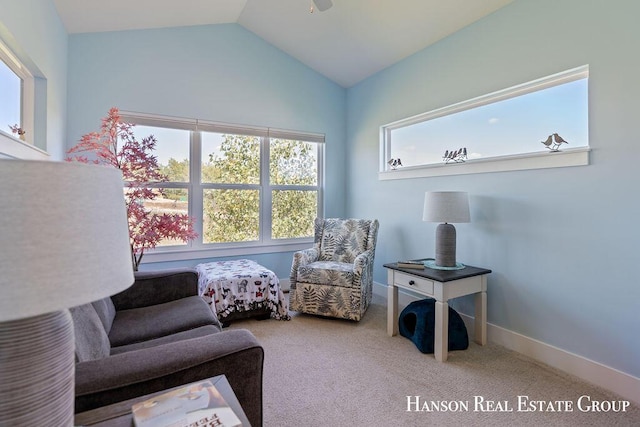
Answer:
0;0;67;159
347;0;640;377
67;23;347;278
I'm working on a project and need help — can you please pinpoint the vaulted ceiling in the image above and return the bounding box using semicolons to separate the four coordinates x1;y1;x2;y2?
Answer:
53;0;513;87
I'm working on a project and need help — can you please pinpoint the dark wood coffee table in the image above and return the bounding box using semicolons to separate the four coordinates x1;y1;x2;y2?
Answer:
74;374;250;426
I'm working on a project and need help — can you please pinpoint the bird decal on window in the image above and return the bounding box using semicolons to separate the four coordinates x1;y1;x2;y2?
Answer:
387;158;402;169
541;133;569;152
443;147;467;163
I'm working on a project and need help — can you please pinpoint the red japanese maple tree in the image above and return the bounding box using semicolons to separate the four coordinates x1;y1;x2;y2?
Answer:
67;107;197;270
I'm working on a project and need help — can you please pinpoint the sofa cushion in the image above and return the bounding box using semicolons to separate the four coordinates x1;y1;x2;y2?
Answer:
91;297;116;334
69;303;111;362
108;296;218;347
110;325;220;355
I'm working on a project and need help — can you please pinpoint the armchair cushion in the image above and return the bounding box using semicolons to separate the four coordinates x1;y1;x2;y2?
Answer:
297;261;355;288
318;218;371;263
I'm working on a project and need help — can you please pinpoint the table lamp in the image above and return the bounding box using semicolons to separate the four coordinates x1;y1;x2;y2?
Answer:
422;191;470;268
0;159;134;426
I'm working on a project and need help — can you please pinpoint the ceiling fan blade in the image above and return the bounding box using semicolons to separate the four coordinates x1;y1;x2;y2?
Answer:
313;0;333;12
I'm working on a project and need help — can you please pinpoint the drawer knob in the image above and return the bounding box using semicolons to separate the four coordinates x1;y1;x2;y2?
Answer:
409;280;415;286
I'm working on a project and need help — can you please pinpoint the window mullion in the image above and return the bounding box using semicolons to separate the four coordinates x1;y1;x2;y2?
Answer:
261;136;272;244
190;130;203;248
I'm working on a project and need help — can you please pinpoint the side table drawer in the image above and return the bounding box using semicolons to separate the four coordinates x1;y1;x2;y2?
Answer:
395;272;434;295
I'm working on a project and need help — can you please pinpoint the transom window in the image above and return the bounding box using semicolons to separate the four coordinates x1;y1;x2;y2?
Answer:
0;56;21;132
380;65;589;179
0;37;46;159
122;112;323;258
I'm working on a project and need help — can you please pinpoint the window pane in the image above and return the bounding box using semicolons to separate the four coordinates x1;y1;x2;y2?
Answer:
127;187;190;247
203;189;259;243
269;139;317;185
131;125;190;182
272;190;317;239
0;58;21;132
202;132;260;184
390;77;588;167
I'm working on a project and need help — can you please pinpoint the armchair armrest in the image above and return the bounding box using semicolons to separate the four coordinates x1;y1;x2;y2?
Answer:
111;268;199;310
290;247;319;287
353;249;375;286
75;329;264;427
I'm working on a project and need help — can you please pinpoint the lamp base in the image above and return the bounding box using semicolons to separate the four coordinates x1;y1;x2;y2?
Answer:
435;222;457;267
0;310;75;426
424;259;466;270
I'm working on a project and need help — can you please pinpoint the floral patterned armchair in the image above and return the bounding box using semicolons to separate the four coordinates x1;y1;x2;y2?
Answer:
289;218;379;321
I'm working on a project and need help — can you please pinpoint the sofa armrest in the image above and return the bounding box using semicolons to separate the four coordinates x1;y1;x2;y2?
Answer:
111;268;200;310
75;329;264;427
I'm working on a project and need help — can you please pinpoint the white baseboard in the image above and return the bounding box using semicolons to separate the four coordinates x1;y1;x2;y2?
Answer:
373;281;640;405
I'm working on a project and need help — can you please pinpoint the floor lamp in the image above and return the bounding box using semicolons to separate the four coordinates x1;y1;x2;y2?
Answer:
422;191;470;268
0;159;134;426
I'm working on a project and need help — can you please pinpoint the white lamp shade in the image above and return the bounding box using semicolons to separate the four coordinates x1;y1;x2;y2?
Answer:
423;191;470;223
0;159;134;322
313;0;333;11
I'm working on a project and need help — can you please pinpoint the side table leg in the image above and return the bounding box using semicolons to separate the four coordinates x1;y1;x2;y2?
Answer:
434;301;449;362
387;285;398;336
474;290;487;345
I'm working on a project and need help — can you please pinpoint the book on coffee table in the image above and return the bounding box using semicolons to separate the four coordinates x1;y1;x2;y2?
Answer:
132;379;242;427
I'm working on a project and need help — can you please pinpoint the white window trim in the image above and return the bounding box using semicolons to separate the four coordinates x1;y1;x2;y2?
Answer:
143;241;314;264
0;131;49;160
379;65;589;180
119;111;324;261
0;36;48;159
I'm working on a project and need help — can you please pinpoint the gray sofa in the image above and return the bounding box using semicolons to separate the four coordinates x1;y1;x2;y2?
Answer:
71;268;264;426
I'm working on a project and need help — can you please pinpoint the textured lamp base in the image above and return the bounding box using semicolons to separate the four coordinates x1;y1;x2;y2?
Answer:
435;223;457;267
0;310;75;426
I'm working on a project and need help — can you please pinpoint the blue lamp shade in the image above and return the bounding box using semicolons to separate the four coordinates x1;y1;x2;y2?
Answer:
0;159;134;426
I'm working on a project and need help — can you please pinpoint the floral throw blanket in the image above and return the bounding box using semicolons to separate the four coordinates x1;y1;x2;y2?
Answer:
195;259;290;321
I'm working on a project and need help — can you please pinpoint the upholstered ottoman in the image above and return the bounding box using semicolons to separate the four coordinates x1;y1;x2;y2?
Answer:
195;259;290;325
399;298;468;354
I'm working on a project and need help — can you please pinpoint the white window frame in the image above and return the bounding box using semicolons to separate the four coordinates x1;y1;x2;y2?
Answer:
120;111;324;263
379;65;590;180
0;37;47;160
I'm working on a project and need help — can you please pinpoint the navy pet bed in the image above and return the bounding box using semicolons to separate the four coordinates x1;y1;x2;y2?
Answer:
399;298;469;354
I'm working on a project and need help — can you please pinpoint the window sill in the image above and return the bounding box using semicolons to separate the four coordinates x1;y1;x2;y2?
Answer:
140;240;313;265
0;131;49;160
378;147;590;180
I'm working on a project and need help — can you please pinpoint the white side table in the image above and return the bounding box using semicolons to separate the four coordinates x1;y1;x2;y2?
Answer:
384;261;491;362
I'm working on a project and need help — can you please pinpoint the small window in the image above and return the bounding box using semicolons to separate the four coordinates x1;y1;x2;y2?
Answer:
381;65;589;179
0;38;46;159
0;57;21;133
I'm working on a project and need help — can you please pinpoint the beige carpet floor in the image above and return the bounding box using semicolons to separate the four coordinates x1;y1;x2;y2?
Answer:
230;295;640;426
